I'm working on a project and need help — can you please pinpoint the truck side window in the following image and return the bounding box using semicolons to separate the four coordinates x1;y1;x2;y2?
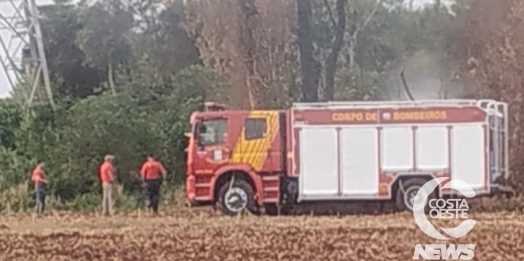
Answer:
198;119;227;146
244;118;267;140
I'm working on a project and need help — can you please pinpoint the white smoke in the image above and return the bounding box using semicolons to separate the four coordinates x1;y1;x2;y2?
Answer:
384;50;470;101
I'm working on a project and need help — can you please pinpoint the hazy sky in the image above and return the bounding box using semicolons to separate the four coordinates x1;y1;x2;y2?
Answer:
0;0;443;99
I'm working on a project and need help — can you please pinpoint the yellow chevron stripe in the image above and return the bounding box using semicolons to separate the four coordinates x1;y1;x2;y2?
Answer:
230;111;279;171
233;111;263;164
253;112;279;169
247;111;271;169
230;111;260;163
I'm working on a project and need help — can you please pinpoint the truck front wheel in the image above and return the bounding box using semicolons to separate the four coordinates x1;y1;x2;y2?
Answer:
217;179;259;216
395;178;437;212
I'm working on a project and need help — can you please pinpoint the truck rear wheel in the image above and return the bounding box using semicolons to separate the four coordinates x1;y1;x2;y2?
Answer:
395;178;437;212
217;179;259;216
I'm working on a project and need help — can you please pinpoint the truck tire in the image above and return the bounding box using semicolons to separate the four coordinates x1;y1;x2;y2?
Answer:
217;179;259;216
395;178;437;212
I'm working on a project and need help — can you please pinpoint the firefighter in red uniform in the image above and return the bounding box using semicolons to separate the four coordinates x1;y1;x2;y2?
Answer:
31;160;47;214
140;154;167;214
99;155;116;216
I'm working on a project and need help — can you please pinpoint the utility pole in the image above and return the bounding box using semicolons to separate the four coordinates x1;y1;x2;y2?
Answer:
0;0;55;109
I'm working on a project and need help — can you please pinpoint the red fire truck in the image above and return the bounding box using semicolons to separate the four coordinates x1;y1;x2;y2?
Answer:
185;100;512;216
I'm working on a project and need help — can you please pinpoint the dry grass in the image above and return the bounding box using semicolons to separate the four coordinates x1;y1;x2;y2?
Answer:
0;208;522;261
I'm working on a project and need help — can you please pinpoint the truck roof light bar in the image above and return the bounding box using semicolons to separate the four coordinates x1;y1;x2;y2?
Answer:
204;102;230;112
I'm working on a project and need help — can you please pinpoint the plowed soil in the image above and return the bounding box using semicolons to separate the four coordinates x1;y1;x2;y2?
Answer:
0;208;522;261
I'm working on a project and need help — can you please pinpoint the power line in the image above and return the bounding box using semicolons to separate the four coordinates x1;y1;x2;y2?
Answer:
0;0;55;108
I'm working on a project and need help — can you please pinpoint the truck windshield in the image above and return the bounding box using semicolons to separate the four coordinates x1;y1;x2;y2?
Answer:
198;118;227;146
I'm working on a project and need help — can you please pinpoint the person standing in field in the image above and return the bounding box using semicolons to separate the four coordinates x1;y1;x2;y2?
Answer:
99;155;116;216
140;154;167;214
31;160;47;214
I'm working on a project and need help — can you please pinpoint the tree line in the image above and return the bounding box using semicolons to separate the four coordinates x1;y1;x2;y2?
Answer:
0;0;521;212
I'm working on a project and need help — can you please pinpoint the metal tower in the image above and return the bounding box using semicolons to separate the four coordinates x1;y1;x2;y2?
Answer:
0;0;54;108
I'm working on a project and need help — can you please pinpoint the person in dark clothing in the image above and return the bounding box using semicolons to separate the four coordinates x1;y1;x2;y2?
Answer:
31;160;47;214
140;155;167;214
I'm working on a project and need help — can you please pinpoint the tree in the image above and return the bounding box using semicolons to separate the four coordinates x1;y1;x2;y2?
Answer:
449;0;524;189
76;0;134;96
323;0;347;101
297;0;320;102
38;3;105;100
130;0;201;78
186;0;298;109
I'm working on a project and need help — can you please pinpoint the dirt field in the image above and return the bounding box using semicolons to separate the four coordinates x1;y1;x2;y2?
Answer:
0;208;522;261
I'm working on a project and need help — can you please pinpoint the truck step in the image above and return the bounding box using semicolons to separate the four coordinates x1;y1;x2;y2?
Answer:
261;175;280;181
263;198;279;203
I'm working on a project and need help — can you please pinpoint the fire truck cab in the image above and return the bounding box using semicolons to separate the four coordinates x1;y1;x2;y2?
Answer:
185;100;512;216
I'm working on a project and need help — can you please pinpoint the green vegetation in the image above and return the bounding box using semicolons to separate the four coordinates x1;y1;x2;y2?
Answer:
0;0;518;212
0;65;226;212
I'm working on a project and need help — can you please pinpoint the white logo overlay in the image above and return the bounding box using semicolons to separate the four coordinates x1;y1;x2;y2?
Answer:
412;177;476;260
